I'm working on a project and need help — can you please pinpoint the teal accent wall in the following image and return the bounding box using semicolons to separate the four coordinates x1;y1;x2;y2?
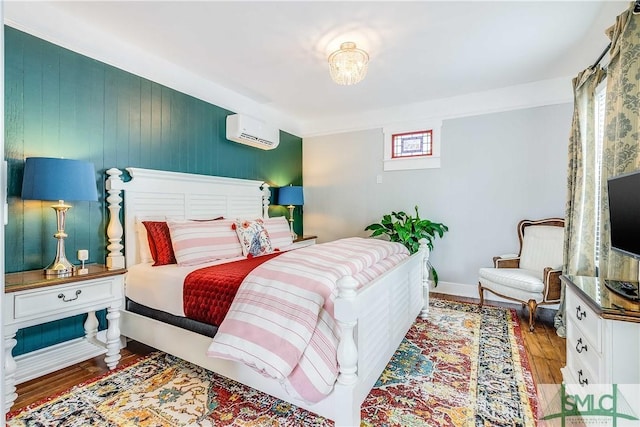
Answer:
4;26;303;355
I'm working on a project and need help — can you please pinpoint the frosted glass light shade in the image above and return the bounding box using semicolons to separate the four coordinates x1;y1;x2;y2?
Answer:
328;42;369;86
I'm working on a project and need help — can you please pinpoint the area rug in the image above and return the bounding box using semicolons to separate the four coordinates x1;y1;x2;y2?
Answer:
7;299;538;426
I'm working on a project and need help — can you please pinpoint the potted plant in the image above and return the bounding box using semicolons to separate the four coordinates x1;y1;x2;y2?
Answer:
365;206;448;285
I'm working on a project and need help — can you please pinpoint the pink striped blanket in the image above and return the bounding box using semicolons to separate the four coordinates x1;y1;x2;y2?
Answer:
206;237;410;403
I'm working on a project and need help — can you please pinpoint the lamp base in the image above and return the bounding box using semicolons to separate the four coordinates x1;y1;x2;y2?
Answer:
287;205;298;240
45;201;75;277
44;258;75;277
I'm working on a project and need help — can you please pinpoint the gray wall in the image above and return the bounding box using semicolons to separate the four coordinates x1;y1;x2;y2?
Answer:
303;103;572;293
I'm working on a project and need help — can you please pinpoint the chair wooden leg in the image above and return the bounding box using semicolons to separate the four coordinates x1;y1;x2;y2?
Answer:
478;283;484;307
527;299;538;332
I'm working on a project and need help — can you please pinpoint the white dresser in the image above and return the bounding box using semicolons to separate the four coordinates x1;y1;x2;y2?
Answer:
561;275;640;386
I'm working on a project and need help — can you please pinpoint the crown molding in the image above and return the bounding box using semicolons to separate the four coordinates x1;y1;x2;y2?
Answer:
5;1;573;140
299;76;573;137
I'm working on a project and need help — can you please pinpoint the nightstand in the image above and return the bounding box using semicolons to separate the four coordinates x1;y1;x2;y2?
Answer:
291;235;317;249
3;265;126;412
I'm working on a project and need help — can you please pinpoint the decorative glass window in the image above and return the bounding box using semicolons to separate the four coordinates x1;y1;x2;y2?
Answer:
383;119;442;171
391;130;433;159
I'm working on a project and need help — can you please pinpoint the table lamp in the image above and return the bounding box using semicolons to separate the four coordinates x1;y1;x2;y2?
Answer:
278;185;304;240
21;157;98;277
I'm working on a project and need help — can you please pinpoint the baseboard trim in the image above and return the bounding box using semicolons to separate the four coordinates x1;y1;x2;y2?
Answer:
431;280;488;300
431;281;559;310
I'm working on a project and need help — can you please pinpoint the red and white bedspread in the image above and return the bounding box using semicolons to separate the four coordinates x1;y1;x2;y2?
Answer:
206;237;410;403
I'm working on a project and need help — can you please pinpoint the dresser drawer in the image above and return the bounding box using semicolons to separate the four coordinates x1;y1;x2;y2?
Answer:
565;349;598;386
12;279;115;321
566;318;601;382
566;286;602;352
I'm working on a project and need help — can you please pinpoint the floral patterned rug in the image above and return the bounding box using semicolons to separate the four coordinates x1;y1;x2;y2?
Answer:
7;299;538;426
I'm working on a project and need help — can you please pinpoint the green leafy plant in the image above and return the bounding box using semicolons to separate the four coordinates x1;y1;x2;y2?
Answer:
365;206;448;285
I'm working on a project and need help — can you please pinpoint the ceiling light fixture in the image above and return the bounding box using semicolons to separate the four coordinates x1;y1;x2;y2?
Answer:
328;41;369;86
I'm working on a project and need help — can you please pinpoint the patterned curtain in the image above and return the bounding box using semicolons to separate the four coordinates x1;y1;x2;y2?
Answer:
599;5;640;281
563;67;606;277
555;66;606;337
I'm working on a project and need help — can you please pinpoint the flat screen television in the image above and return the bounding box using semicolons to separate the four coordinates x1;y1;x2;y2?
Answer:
607;169;640;261
605;169;640;301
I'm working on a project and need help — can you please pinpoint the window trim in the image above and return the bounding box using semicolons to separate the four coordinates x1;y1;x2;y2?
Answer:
383;119;442;171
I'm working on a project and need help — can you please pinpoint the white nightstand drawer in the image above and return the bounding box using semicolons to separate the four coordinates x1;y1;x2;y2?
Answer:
566;286;602;352
13;279;114;320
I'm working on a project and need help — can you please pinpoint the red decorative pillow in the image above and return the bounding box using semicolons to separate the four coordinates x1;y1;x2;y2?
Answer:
142;221;177;266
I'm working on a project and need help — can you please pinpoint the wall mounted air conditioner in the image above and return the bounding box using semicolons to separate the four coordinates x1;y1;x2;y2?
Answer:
226;114;280;150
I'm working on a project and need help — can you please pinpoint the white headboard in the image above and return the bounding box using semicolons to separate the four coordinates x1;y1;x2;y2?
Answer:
105;167;269;268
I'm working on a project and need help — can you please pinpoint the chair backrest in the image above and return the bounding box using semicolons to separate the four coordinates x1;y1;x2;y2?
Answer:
518;219;565;272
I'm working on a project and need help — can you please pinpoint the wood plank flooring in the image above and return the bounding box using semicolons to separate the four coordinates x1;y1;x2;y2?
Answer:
9;293;566;413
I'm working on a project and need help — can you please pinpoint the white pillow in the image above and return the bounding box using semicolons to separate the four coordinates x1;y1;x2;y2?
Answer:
167;219;243;266
262;216;294;249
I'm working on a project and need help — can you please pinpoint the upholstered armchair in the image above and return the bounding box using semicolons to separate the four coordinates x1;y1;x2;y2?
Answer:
478;218;565;332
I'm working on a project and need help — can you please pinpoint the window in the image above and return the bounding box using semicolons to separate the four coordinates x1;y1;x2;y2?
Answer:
383;119;442;171
392;130;433;158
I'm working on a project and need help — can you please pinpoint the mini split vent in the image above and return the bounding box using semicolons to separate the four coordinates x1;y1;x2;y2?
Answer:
226;114;280;150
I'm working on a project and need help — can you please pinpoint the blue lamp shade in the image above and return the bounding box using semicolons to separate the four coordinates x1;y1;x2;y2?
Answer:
278;185;304;206
21;157;98;202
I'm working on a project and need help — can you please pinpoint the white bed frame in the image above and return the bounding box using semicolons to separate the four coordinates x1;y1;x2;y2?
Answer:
105;167;430;427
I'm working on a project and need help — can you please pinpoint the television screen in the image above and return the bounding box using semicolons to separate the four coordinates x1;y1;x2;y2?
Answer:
607;170;640;261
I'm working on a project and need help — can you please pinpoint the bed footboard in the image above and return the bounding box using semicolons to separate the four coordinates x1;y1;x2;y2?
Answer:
332;240;430;426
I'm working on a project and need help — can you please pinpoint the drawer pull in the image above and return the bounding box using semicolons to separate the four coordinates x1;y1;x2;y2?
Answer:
58;290;81;302
575;338;588;353
576;305;587;320
578;369;589;386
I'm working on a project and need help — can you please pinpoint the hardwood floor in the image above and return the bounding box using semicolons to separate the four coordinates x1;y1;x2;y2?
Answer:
9;293;566;413
9;340;156;412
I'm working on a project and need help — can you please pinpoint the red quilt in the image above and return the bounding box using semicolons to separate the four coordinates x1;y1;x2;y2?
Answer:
183;252;284;325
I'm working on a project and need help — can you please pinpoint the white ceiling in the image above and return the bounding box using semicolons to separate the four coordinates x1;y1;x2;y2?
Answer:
4;1;628;137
